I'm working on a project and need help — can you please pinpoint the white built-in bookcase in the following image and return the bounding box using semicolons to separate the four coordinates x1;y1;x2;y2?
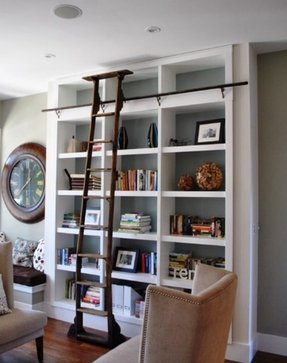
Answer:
45;45;233;336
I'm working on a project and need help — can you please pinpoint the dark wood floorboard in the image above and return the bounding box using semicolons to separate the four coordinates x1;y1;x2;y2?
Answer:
0;318;286;363
0;318;109;363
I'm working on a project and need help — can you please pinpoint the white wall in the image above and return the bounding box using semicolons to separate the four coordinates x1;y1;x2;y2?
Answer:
224;43;258;363
0;93;47;242
257;50;287;356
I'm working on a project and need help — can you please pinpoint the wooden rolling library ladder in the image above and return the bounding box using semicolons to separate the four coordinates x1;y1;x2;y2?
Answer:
67;69;133;348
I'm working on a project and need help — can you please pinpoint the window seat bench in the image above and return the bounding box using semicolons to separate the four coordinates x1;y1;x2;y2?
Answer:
13;265;46;311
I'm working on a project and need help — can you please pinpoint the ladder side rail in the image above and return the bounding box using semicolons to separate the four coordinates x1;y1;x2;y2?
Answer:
75;78;101;334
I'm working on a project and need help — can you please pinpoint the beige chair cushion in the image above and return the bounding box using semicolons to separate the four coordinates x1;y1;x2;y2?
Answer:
0;308;47;346
95;336;140;363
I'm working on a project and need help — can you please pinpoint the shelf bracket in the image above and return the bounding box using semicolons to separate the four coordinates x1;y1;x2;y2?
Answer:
220;87;225;99
55;109;62;118
156;96;161;106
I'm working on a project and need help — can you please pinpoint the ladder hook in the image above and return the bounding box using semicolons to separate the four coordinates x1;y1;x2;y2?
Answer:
220;87;225;99
156;96;161;106
101;103;107;113
55;109;62;118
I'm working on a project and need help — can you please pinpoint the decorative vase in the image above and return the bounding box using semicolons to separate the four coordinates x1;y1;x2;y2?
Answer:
117;126;128;149
67;136;78;153
147;123;158;148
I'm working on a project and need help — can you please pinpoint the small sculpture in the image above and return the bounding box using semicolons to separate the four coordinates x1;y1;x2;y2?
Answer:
147;123;158;148
177;175;194;191
117;126;128;149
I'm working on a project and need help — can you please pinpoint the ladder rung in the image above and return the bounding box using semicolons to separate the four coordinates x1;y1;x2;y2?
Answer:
83;69;133;81
92;112;115;118
80;224;109;231
78;253;107;260
83;196;111;201
77;307;108;317
87;168;112;173
77;281;106;288
90;139;113;144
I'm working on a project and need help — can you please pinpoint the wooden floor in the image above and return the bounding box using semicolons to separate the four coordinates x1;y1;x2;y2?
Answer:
0;318;286;363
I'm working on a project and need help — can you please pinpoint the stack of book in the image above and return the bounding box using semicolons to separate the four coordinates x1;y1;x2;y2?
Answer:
81;286;101;309
118;213;152;233
169;251;195;279
70;174;101;190
62;213;80;228
170;215;225;237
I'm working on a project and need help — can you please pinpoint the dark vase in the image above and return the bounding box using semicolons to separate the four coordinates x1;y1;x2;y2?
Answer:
147;123;158;148
117;126;128;149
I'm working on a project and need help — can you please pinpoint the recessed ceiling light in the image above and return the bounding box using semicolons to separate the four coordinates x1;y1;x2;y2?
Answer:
45;53;56;59
53;4;83;19
145;26;161;33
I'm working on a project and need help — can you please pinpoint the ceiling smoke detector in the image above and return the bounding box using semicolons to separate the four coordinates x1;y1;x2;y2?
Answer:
53;4;83;19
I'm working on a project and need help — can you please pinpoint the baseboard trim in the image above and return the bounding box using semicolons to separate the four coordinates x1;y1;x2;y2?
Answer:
225;341;254;363
14;300;46;311
258;333;287;356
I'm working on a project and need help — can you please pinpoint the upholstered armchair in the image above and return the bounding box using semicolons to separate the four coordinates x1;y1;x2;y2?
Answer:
0;241;47;362
94;263;237;363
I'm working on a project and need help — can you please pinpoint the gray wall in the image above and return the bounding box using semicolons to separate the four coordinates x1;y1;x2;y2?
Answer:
258;50;287;337
0;93;47;243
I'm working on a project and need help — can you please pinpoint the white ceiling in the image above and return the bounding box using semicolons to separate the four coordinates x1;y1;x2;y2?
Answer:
1;0;287;101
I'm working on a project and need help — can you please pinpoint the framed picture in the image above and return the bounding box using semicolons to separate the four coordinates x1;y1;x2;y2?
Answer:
85;209;100;226
194;119;225;145
113;247;139;272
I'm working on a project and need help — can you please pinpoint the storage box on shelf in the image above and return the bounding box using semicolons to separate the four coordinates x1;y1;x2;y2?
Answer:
45;45;233;336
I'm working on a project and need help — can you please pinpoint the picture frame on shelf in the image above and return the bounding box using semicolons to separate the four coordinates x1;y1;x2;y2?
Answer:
85;209;101;226
194;119;225;145
114;247;139;273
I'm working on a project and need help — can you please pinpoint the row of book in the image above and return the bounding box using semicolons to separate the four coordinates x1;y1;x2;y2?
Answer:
65;278;77;300
116;169;157;191
112;284;144;317
57;247;76;265
169;251;225;279
139;251;157;274
118;213;152;234
69;174;101;190
170;215;225;238
57;248;89;267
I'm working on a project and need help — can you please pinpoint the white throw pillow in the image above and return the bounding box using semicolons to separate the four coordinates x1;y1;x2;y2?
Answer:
12;237;39;268
0;274;12;315
33;239;45;272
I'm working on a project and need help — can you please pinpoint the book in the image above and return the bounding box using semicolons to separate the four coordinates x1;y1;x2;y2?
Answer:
58;247;76;265
123;286;142;316
118;225;151;233
112;284;124;315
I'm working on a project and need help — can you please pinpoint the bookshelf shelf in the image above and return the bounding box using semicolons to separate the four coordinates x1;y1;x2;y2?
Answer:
161;235;226;247
58;151;102;159
57;263;101;275
112;271;157;284
161;191;226;198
